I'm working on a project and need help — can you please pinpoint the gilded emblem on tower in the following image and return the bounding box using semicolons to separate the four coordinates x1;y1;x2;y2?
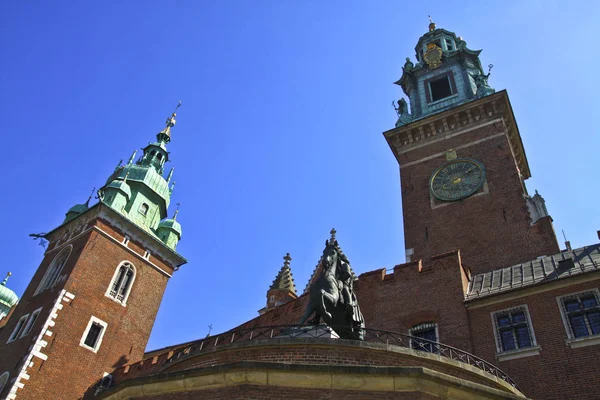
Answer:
424;42;443;69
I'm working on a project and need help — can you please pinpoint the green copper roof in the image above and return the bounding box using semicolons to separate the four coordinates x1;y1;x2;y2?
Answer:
106;178;132;199
158;217;182;237
0;273;18;309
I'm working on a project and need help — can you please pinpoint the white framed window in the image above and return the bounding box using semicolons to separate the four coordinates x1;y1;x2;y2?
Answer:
35;245;72;295
269;295;275;303
105;261;136;305
122;235;130;246
94;372;114;395
19;307;43;338
557;289;600;347
7;314;29;343
0;371;9;394
409;322;439;353
143;249;151;260
491;305;538;359
80;316;108;353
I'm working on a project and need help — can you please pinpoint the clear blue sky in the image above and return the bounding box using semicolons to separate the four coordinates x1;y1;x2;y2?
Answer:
1;1;598;351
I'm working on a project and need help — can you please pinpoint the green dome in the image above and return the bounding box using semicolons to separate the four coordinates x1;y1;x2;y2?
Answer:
106;178;132;199
68;203;89;214
158;218;182;238
0;274;18;309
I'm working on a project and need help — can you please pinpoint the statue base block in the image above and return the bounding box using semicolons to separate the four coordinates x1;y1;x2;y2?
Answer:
277;325;339;339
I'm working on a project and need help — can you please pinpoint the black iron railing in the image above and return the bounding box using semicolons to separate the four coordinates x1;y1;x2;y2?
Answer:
164;325;517;389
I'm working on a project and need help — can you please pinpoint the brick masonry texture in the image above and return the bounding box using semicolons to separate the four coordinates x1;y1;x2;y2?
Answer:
0;215;175;400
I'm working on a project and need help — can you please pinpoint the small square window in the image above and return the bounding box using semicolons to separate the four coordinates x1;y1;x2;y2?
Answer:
80;316;108;353
429;76;453;102
558;290;600;340
492;306;537;354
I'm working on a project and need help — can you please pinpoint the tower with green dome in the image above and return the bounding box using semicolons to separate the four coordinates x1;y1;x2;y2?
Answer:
0;273;18;323
65;103;184;250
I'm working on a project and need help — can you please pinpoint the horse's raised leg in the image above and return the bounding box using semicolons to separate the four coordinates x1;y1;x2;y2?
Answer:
320;289;334;319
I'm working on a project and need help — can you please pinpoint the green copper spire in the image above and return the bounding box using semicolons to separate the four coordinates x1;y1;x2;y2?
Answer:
0;272;19;319
98;102;184;243
64;188;95;223
157;203;182;250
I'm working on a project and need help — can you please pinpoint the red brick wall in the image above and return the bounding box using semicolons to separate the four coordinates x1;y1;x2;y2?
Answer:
0;214;175;400
395;99;559;275
467;279;600;400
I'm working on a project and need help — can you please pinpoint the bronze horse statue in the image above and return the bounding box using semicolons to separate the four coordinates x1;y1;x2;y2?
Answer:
299;239;365;340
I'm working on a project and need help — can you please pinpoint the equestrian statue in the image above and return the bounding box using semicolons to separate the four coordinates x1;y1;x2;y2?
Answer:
298;239;365;340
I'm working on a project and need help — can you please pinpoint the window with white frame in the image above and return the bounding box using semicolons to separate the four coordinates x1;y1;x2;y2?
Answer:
7;314;29;343
80;316;108;353
0;371;9;394
35;245;72;295
106;262;135;304
558;289;600;339
19;307;42;338
409;322;439;353
492;305;537;353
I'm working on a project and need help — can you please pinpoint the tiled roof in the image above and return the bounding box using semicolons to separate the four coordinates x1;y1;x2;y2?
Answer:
465;243;600;301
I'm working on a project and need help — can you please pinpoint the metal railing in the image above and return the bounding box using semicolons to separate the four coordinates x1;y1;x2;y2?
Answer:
163;324;517;389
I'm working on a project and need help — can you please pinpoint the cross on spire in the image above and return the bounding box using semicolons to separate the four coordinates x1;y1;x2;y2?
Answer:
330;228;337;241
283;252;292;267
173;202;181;220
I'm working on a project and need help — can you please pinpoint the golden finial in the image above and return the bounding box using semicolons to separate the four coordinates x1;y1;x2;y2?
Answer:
428;15;436;32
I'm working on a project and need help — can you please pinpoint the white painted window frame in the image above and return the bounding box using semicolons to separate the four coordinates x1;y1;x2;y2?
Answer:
34;245;73;295
7;314;29;343
105;261;136;306
0;371;9;394
490;304;540;361
19;307;43;338
556;288;600;349
80;316;108;353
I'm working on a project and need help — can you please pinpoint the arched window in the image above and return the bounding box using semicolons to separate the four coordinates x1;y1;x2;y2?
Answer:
0;371;9;394
139;203;149;216
106;262;135;305
35;245;72;295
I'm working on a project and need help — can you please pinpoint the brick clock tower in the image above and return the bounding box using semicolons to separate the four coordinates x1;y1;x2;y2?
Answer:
0;108;186;399
385;20;559;275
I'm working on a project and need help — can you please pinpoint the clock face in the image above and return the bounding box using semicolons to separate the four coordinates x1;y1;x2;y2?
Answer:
429;159;485;201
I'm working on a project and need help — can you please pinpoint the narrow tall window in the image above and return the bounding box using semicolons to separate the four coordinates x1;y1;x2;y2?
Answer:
492;306;536;352
7;314;29;343
559;290;600;339
409;322;439;353
106;262;135;304
35;246;72;294
0;372;9;394
20;308;42;338
80;316;108;352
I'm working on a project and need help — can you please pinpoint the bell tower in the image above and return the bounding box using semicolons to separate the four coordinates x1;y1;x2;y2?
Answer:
0;105;187;400
385;20;559;275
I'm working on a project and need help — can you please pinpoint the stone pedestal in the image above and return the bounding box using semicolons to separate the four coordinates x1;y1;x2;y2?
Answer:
277;325;339;339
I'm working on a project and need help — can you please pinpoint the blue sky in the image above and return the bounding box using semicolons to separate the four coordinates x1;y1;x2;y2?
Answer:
1;1;598;351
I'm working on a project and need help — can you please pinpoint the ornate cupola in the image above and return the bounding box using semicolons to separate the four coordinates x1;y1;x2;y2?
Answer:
0;272;18;323
157;206;182;250
393;18;495;127
63;189;94;223
99;102;181;233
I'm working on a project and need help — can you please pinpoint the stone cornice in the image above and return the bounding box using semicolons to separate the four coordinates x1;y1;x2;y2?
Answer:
383;90;531;179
